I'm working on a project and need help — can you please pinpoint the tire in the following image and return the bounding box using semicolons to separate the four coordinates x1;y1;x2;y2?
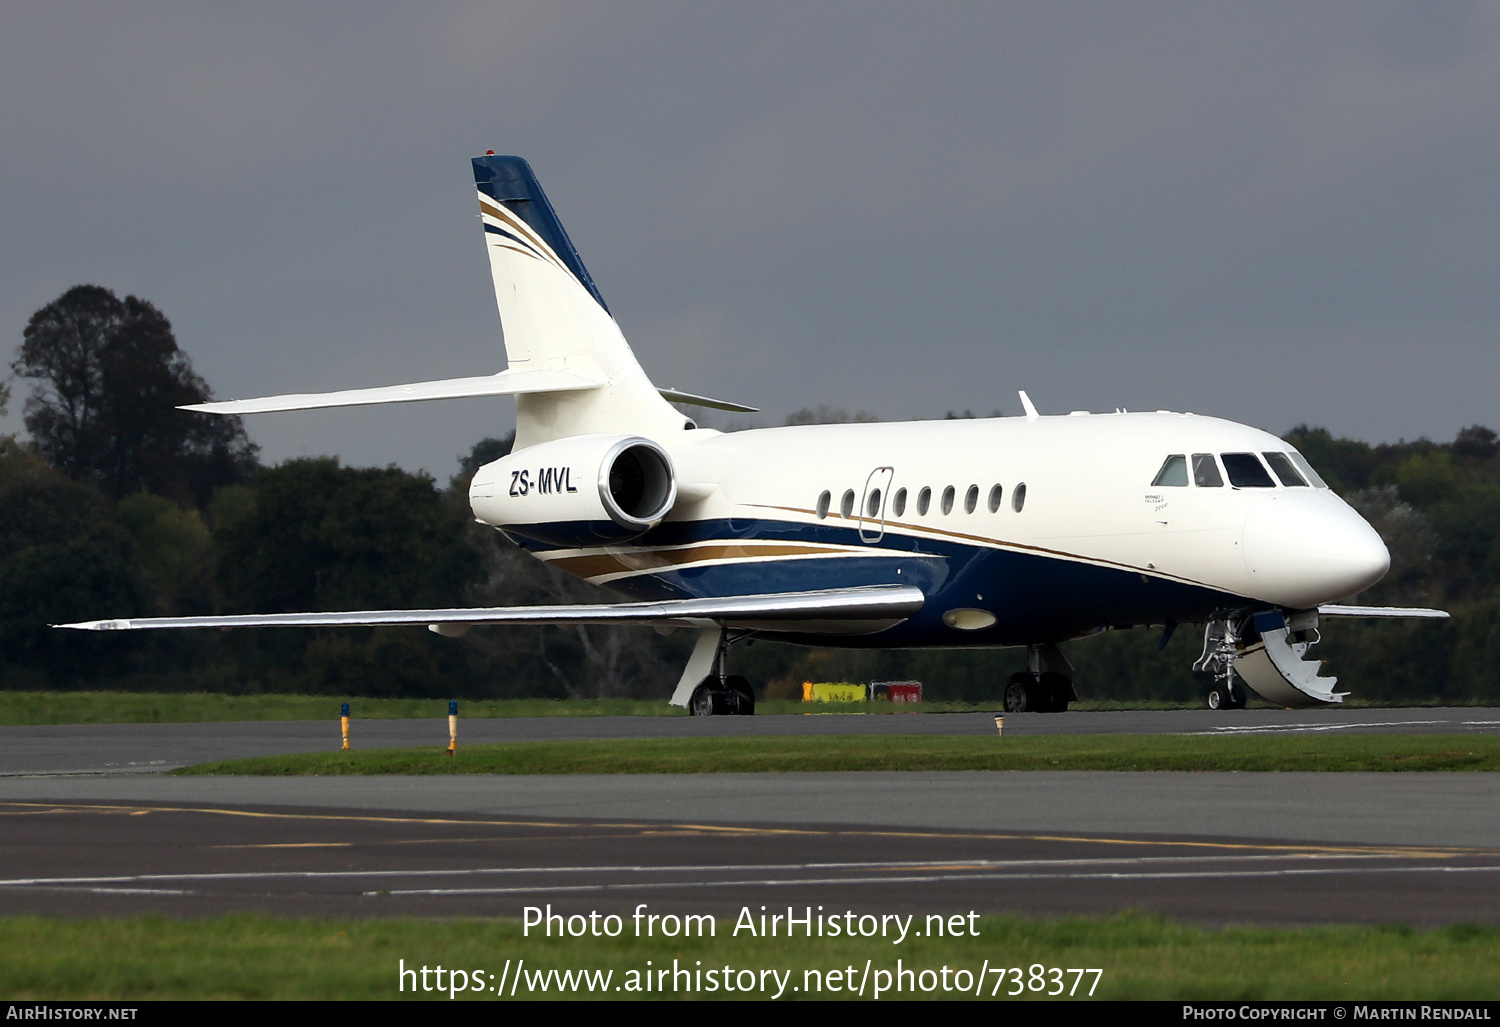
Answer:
724;675;755;716
689;681;718;716
1004;674;1032;712
1039;671;1072;713
1206;683;1229;710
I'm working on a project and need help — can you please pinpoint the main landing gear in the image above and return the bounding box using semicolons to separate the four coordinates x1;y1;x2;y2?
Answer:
1003;643;1078;713
688;631;756;716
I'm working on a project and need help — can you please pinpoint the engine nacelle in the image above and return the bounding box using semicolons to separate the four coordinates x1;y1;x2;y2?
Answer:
469;434;677;546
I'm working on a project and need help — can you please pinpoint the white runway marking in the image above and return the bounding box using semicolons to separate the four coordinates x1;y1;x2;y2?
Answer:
377;862;1500;897
0;851;1461;894
1189;720;1445;736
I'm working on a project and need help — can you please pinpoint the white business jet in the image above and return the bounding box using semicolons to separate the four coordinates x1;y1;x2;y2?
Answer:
61;155;1447;713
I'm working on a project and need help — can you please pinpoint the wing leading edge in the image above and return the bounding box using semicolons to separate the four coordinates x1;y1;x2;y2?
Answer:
1316;605;1450;619
56;585;926;636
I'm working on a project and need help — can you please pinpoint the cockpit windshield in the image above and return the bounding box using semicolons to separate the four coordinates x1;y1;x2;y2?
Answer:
1222;453;1275;488
1287;451;1329;489
1153;450;1332;490
1192;453;1223;487
1262;452;1308;487
1151;455;1188;487
1152;449;1332;490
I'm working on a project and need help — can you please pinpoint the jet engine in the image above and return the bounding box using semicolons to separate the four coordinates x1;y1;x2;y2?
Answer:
469;433;677;547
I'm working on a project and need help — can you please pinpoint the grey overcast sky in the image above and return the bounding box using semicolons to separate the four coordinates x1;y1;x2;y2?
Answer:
2;2;1498;477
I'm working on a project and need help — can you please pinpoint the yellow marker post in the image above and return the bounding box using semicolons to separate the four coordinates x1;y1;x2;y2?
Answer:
994;715;1004;737
341;702;351;751
447;700;458;756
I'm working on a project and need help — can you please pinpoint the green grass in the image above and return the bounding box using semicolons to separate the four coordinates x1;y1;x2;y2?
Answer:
0;691;1031;725
1;690;1488;726
174;732;1500;776
1;913;1495;1000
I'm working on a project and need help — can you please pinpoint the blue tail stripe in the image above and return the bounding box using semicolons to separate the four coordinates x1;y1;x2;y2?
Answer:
472;155;610;314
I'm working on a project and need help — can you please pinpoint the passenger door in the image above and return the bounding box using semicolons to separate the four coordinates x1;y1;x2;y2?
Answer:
859;466;895;544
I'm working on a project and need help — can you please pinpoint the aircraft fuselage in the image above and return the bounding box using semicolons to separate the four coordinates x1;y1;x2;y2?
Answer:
490;410;1389;649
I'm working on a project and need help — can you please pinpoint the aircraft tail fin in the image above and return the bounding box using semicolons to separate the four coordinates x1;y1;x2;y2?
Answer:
473;154;686;447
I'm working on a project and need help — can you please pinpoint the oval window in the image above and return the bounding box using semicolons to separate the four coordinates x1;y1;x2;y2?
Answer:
917;487;931;515
987;484;1003;513
840;490;856;518
964;484;978;514
816;490;831;519
941;486;955;515
1012;482;1027;512
866;488;882;517
892;487;907;517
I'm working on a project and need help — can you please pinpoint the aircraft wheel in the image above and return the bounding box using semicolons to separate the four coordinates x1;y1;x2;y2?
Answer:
689;681;725;716
724;675;756;716
1205;683;1231;710
1003;674;1032;712
1039;671;1071;713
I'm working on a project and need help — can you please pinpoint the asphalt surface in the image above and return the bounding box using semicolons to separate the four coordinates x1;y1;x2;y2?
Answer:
1;708;1497;925
3;706;1496;775
1;799;1495;928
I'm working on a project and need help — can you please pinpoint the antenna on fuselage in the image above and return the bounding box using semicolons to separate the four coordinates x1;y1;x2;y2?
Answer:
1018;390;1040;421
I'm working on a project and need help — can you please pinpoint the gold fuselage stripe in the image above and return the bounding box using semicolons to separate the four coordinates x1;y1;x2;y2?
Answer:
545;542;845;581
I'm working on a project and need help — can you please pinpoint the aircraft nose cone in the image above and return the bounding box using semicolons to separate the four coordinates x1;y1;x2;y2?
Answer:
1242;498;1390;609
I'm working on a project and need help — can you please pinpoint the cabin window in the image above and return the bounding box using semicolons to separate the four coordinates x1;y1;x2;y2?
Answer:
1192;453;1224;487
1262;452;1308;487
964;484;978;513
1012;482;1027;512
1222;452;1275;488
917;487;931;515
840;490;856;518
987;484;1003;513
866;488;883;518
1288;451;1330;489
816;490;831;519
938;486;954;515
1152;455;1188;487
892;487;907;517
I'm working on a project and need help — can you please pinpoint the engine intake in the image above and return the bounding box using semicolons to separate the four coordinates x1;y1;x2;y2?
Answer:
468;434;677;546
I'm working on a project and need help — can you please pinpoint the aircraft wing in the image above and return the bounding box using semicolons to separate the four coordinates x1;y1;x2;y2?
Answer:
55;585;925;635
1316;605;1450;619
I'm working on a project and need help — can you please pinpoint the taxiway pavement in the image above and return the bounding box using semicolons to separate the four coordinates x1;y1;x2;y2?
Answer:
1;798;1495;927
1;708;1496;925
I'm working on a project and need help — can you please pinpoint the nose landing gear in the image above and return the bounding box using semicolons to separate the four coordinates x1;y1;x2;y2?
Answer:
1204;678;1246;710
1195;610;1346;709
1195;619;1249;709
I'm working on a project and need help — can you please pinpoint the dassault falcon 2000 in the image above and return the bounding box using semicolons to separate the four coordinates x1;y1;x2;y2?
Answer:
61;154;1448;713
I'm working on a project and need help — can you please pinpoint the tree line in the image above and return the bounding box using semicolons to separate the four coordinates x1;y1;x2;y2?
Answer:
3;285;1496;703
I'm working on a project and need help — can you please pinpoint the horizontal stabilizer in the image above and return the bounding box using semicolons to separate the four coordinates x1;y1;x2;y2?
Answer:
1317;605;1450;619
182;373;757;417
657;387;759;413
180;368;605;415
56;585;925;635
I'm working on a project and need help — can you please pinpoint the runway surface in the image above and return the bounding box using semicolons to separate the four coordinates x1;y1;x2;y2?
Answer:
4;706;1496;776
1;799;1496;927
2;708;1497;926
